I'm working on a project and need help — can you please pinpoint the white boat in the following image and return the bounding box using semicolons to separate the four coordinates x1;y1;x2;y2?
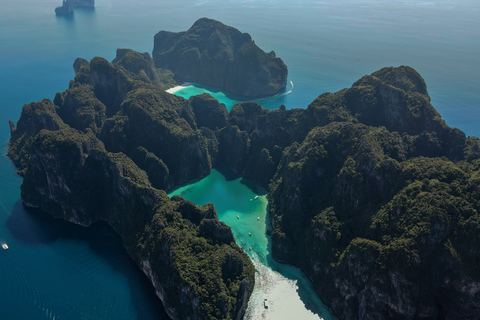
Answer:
257;216;260;220
254;195;259;200
237;215;240;219
2;243;8;250
249;232;252;236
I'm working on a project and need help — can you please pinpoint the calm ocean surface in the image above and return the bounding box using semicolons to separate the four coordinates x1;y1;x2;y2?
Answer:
0;0;478;319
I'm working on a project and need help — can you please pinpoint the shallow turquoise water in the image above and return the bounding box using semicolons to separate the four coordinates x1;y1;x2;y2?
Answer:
0;0;479;318
173;81;295;111
169;167;336;320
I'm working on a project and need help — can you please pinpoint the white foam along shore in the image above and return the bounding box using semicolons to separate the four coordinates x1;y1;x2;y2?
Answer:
165;82;194;94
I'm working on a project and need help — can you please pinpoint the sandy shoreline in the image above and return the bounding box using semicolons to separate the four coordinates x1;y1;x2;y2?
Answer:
165;82;193;94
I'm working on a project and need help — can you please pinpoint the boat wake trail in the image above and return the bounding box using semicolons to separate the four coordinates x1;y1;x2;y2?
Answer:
281;80;294;96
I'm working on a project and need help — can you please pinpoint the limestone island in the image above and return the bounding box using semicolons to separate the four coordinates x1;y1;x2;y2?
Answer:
153;18;288;98
55;0;95;15
8;18;480;320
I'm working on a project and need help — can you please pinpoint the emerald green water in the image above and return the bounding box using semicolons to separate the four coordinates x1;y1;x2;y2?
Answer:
173;81;295;111
169;166;336;320
173;84;246;110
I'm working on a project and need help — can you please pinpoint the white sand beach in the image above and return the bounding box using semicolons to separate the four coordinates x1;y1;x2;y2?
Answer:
165;82;193;94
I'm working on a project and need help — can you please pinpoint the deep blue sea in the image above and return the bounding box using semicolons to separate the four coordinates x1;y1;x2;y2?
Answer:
0;0;479;319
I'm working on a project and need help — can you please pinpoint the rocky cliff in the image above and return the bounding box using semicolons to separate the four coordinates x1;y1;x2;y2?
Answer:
213;66;480;319
9;49;254;320
8;29;480;320
153;18;288;98
55;0;94;15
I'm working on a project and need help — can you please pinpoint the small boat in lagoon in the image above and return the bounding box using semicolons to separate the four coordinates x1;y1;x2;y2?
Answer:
2;243;8;250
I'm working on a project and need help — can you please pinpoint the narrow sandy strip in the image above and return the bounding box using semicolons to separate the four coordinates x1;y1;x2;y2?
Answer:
165;82;194;94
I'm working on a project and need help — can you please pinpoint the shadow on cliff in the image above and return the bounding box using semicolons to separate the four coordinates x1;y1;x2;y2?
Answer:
6;200;171;320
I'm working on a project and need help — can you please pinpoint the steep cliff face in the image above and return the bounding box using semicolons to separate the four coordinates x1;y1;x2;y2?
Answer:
8;99;68;175
112;49;163;87
189;93;228;130
11;114;254;320
55;0;94;15
9;34;480;320
208;66;480;319
9;48;255;320
153;18;288;98
262;69;480;318
54;84;107;134
267;121;480;319
99;86;212;188
64;53;215;191
88;57;133;116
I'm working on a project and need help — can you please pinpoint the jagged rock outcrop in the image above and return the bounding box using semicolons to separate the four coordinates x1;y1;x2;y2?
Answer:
189;93;228;130
55;0;94;15
9;48;255;320
10;110;254;320
8;29;480;320
210;66;480;319
112;49;162;86
88;57;133;116
153;18;288;98
54;84;107;134
8;99;68;175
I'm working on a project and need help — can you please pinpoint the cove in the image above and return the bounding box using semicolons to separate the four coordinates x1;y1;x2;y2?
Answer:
173;81;295;111
169;166;337;320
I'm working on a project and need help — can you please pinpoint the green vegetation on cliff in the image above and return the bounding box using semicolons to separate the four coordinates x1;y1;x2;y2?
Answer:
9;46;255;320
8;22;480;320
153;18;288;98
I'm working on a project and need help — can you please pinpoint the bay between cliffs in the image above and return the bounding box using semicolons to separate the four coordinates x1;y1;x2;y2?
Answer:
171;81;295;111
169;166;337;320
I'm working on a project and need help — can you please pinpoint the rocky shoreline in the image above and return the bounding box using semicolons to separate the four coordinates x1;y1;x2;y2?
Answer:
8;18;480;320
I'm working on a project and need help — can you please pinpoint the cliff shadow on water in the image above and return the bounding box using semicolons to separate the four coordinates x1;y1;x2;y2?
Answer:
215;164;268;196
5;200;170;320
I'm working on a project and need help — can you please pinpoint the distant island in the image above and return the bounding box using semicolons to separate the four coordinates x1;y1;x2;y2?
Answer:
55;0;94;15
8;18;480;320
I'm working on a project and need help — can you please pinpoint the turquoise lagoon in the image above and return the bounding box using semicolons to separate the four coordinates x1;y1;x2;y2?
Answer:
169;167;336;320
173;81;295;110
1;0;479;319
